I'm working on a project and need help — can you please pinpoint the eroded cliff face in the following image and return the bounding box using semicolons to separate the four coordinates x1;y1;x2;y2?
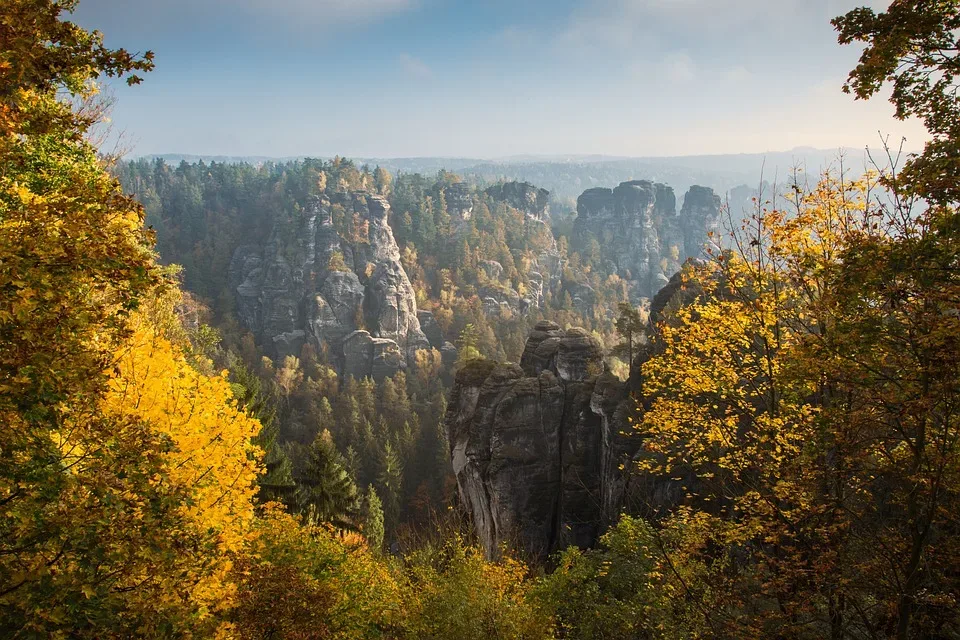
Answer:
230;192;429;379
485;181;551;222
446;267;709;561
446;322;636;560
573;180;720;300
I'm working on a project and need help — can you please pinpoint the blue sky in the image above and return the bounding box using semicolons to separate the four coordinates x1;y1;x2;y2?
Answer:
73;0;929;158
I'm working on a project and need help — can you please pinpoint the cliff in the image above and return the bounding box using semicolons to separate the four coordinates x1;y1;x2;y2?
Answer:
230;191;430;380
573;181;720;299
446;267;707;561
446;322;636;560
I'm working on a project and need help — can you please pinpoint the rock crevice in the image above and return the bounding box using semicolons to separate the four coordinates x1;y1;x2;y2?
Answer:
446;322;625;560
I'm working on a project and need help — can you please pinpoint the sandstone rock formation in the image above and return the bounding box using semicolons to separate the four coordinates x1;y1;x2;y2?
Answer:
231;192;429;379
446;322;634;560
573;181;720;300
444;182;474;221
485;181;551;221
446;265;711;561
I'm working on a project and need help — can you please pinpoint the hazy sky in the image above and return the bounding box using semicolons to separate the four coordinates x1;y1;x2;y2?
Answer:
73;0;929;158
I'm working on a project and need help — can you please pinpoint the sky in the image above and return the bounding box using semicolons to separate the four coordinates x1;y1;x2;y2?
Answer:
72;0;930;159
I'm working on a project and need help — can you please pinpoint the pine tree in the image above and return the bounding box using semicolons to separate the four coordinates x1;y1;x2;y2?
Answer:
612;302;646;376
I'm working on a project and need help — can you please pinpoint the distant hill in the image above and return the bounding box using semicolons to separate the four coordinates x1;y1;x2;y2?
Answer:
139;147;898;206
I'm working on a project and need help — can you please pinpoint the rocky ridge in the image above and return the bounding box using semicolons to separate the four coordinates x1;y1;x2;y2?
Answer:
230;192;433;380
573;180;720;299
446;267;705;561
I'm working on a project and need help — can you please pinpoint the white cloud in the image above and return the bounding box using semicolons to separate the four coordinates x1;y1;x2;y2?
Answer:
555;0;873;50
720;65;752;84
398;53;432;79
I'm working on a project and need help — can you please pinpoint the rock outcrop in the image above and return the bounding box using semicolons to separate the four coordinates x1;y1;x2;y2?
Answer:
231;192;429;379
444;182;474;221
573;181;720;300
485;181;551;221
446;266;711;560
446;322;633;560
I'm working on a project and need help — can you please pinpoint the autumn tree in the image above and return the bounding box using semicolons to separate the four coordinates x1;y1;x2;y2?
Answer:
374;165;393;197
229;506;405;640
0;3;268;634
834;0;960;202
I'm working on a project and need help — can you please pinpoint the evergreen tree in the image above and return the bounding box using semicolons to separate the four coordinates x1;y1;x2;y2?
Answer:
362;486;385;552
295;430;361;529
230;360;295;503
612;302;645;376
377;441;404;535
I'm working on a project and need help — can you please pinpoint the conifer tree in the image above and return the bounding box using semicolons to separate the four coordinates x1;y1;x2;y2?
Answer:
377;440;404;535
295;430;361;529
230;360;295;503
362;486;385;552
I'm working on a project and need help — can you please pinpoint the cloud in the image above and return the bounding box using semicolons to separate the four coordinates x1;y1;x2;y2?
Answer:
398;53;432;79
73;0;419;37
555;0;860;51
629;52;697;85
720;65;752;84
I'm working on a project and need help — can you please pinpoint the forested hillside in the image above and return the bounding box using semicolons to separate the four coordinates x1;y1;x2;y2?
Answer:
2;1;959;639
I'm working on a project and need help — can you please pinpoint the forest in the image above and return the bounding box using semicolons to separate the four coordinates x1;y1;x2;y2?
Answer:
2;0;959;638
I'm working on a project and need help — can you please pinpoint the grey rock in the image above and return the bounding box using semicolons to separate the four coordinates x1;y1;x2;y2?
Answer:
478;285;522;316
520;320;563;375
440;341;459;367
230;191;428;379
556;328;603;383
371;338;404;382
444;182;474;221
481;297;502;317
343;330;375;380
417;310;445;350
446;325;622;561
680;185;722;260
479;260;504;282
572;181;719;300
446;274;719;562
486;181;551;221
272;330;306;361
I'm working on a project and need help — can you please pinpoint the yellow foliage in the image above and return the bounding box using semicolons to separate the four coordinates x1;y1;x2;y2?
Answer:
101;310;263;613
